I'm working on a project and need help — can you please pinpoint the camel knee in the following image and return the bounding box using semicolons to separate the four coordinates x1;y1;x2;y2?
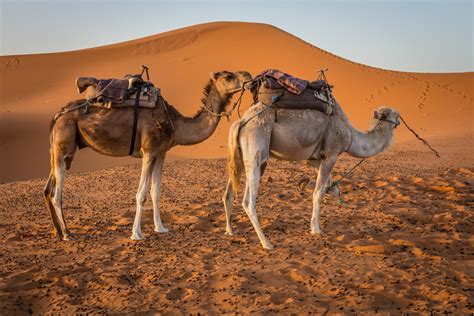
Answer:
136;192;147;205
43;185;51;198
51;196;62;209
242;199;250;210
243;207;257;221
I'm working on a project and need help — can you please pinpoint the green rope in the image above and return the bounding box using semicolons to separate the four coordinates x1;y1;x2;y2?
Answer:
328;158;367;206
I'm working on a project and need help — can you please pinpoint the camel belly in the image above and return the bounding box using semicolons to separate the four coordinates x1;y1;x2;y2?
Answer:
269;110;328;161
269;125;322;161
77;107;136;157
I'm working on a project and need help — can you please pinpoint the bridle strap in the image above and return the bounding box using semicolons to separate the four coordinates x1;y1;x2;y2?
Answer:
378;117;400;128
201;87;247;118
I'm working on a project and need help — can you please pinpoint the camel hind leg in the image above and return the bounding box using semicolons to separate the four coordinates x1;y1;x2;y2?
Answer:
45;117;77;240
240;131;273;250
43;171;62;240
242;159;273;250
223;179;234;236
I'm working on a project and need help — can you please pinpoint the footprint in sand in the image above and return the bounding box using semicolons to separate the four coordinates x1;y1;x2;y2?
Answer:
166;287;192;301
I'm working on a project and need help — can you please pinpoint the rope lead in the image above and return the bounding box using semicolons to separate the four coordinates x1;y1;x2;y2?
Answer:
399;115;440;158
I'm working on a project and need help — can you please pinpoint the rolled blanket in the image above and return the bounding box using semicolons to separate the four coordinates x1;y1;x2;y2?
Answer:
253;69;309;95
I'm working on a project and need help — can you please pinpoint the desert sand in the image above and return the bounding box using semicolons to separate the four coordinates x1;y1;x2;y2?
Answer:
0;138;473;314
0;22;473;314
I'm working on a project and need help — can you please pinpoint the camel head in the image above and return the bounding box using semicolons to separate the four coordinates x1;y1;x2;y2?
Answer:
373;106;400;129
236;71;253;88
209;71;251;96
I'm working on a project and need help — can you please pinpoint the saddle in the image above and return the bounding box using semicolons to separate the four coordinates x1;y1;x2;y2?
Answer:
249;70;334;115
75;74;160;108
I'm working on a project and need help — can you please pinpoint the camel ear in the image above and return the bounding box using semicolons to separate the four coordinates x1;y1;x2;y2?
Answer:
373;110;379;119
210;72;218;81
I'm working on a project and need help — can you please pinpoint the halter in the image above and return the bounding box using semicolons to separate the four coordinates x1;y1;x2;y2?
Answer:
201;82;250;119
378;117;400;128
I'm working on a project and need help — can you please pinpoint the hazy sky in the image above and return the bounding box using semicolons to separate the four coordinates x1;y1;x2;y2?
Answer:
0;0;472;72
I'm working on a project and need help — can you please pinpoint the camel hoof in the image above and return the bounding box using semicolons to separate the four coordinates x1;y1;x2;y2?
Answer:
311;228;324;235
62;234;74;241
154;226;169;233
262;243;274;250
326;185;340;197
130;233;144;240
225;228;235;236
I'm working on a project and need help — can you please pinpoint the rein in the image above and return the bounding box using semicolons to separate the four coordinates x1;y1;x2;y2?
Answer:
201;86;248;120
327;158;367;206
399;114;440;158
53;100;90;121
379;117;400;128
327;113;440;206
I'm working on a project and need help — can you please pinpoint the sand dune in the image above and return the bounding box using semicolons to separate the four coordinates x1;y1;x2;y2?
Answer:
0;21;472;182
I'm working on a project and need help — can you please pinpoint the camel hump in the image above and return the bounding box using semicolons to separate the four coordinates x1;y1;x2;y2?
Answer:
76;77;99;94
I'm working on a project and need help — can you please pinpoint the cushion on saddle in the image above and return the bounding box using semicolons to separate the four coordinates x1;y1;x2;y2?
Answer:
254;69;308;94
249;69;334;115
75;74;159;108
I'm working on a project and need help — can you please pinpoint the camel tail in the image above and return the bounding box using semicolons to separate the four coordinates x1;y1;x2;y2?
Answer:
227;120;244;193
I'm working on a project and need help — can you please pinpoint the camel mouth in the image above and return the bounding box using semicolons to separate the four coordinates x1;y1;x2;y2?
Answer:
242;80;254;90
228;87;244;94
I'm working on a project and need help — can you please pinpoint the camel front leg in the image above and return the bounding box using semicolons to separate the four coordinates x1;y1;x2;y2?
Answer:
311;156;338;235
151;154;169;233
223;179;235;236
307;159;340;196
131;154;156;240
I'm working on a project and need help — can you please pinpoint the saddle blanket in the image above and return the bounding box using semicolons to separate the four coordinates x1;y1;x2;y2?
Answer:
91;79;130;103
253;69;309;95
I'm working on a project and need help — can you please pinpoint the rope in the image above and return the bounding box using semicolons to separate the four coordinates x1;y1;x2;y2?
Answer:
53;100;90;121
201;87;247;119
399;115;440;158
328;158;367;206
233;88;246;118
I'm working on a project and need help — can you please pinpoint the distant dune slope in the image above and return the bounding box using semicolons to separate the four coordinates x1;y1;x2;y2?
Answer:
0;22;472;182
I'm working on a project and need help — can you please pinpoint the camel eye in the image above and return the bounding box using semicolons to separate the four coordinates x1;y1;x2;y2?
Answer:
224;74;233;81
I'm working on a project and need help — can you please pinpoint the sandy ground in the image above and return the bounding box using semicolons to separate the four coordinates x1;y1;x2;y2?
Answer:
0;135;472;314
1;22;473;182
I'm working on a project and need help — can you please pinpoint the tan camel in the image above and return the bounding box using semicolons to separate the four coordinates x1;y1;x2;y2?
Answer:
44;71;252;241
223;100;399;249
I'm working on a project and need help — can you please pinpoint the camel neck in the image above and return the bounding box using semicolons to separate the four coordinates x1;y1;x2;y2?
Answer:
173;82;229;146
346;120;394;158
